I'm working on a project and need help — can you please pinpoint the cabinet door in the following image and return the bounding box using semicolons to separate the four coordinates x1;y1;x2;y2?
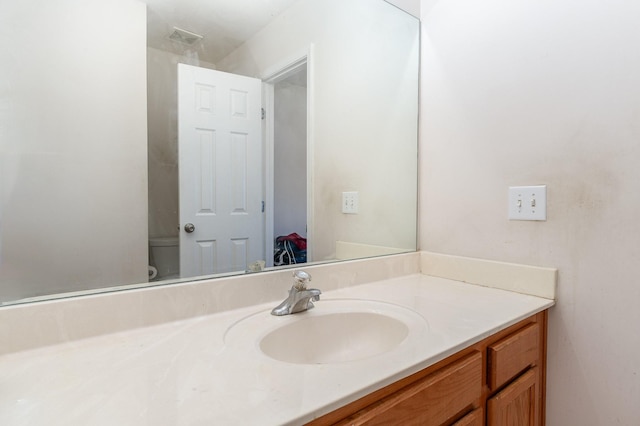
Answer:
487;368;538;426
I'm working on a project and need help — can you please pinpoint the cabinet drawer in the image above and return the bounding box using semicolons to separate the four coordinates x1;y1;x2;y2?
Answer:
488;323;539;391
336;351;482;426
452;407;483;426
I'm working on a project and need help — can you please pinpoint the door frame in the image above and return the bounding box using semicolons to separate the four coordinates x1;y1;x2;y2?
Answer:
262;45;314;267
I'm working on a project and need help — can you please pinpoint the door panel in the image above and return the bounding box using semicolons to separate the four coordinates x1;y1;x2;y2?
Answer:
178;64;263;277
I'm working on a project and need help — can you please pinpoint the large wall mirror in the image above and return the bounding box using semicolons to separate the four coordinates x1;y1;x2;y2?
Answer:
0;0;419;306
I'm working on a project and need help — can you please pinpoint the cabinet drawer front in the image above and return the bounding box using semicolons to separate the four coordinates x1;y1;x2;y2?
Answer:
452;407;483;426
488;323;539;390
337;351;482;426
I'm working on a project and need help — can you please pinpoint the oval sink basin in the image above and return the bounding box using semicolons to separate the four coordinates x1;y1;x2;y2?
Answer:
260;312;408;364
224;299;430;365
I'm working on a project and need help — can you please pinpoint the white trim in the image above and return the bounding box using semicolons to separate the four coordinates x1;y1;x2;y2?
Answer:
305;45;315;262
261;47;311;82
262;83;275;268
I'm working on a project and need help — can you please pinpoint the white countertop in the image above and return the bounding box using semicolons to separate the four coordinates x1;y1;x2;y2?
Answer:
0;273;554;426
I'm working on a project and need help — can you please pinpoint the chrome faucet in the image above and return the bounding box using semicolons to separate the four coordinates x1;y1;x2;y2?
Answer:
271;270;321;316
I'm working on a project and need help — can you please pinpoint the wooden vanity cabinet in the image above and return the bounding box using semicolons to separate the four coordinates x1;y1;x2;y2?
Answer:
487;367;538;426
333;351;482;426
452;408;483;426
307;310;547;426
486;322;543;426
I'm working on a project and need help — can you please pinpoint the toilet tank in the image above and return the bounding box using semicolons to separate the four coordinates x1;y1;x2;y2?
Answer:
149;237;179;280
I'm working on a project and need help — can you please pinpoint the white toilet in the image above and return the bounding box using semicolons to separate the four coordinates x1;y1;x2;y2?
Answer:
149;236;179;280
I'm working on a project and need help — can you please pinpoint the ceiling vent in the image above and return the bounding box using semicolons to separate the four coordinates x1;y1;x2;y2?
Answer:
168;27;203;46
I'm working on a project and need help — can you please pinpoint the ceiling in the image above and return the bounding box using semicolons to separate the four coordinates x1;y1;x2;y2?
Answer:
144;0;301;64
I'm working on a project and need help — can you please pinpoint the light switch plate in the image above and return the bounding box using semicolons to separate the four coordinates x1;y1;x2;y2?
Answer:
342;191;359;214
508;185;547;221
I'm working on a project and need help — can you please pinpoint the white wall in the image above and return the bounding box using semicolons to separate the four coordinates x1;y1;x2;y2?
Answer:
386;0;420;18
147;47;216;239
147;47;180;240
219;0;419;261
0;0;148;301
420;0;640;424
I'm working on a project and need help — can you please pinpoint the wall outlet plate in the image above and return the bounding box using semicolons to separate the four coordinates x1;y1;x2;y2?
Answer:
508;185;547;221
342;191;359;214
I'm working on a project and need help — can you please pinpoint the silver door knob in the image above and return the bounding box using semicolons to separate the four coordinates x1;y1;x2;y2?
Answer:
184;223;195;233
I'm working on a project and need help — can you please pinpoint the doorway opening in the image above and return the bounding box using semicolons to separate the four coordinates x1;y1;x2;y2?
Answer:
264;55;311;268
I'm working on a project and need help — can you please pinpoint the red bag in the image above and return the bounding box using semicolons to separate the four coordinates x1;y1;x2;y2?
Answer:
276;233;307;250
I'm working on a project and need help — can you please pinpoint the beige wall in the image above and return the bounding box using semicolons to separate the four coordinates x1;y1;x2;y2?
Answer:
219;0;419;261
146;47;216;239
420;0;640;424
0;0;148;301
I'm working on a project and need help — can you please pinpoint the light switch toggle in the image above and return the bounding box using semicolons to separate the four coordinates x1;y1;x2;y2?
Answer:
508;185;547;221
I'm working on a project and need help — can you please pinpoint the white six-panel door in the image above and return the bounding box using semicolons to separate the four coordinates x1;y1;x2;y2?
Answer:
178;64;263;277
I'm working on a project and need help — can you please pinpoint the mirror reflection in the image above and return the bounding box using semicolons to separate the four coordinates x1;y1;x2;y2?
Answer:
0;0;419;306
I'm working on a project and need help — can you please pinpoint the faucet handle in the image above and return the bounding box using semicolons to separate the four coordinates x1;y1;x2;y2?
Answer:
292;270;311;290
